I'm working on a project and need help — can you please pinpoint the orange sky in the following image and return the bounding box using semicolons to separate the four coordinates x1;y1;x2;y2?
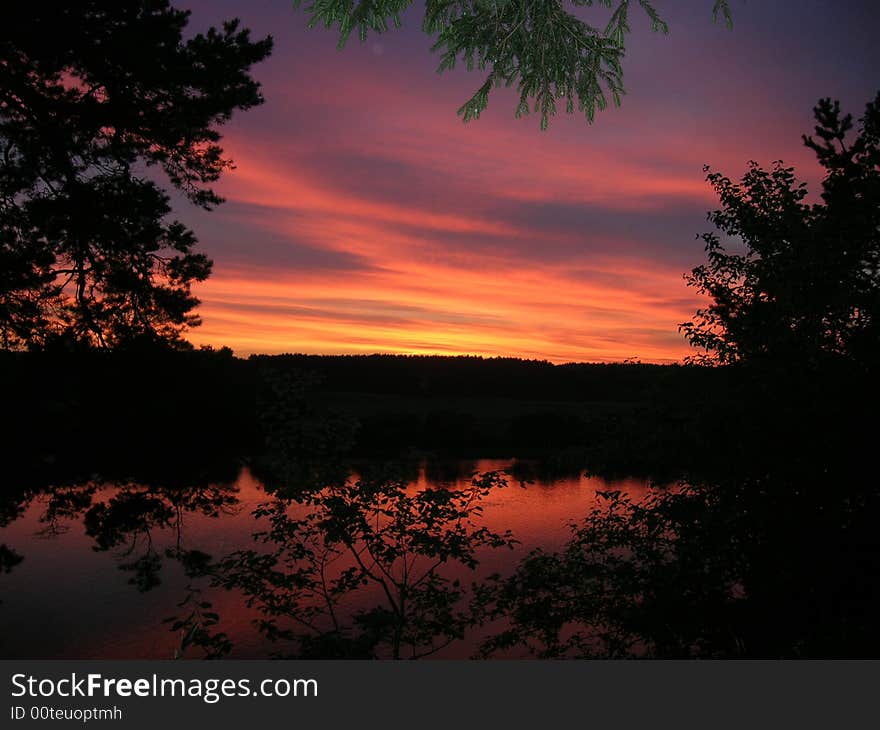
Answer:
178;0;878;363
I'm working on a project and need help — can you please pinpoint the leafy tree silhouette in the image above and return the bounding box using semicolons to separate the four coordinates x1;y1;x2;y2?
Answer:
0;2;272;349
476;486;747;658
681;92;880;370
209;470;516;658
477;93;880;660
479;463;880;659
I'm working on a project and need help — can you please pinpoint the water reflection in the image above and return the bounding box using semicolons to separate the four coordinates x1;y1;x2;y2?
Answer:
7;450;872;659
84;481;241;592
0;459;646;659
211;470;519;659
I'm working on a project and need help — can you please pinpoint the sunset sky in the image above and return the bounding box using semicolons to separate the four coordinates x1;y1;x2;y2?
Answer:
178;0;878;363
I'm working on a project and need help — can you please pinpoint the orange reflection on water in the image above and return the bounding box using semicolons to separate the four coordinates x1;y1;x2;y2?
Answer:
0;461;652;659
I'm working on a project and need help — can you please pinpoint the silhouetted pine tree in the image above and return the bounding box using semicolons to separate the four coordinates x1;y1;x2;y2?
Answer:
0;1;272;349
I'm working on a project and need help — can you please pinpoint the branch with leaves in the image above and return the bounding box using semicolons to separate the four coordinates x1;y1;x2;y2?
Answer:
294;0;733;129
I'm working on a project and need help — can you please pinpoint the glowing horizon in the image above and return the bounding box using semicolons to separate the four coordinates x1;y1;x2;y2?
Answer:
177;1;878;363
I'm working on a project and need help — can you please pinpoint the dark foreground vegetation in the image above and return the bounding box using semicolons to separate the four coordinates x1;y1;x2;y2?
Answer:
1;340;876;658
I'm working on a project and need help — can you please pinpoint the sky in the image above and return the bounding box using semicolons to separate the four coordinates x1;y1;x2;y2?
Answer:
177;0;879;363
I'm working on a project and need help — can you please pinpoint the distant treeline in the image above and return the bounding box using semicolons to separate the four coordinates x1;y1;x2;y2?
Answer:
4;347;826;485
249;353;725;402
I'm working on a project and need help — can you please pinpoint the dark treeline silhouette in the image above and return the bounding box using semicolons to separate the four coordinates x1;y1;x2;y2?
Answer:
0;345;258;488
0;346;736;486
250;353;714;400
251;353;734;475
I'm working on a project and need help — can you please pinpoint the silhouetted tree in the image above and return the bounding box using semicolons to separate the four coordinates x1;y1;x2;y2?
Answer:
293;0;732;129
480;456;880;659
681;92;880;369
214;470;516;658
478;95;880;658
0;1;272;348
478;486;745;658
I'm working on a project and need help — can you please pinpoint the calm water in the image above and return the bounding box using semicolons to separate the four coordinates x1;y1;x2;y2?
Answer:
0;459;649;659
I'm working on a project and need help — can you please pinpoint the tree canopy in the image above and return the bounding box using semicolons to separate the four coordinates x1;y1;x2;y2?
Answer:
0;1;272;349
294;0;733;129
681;92;880;370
